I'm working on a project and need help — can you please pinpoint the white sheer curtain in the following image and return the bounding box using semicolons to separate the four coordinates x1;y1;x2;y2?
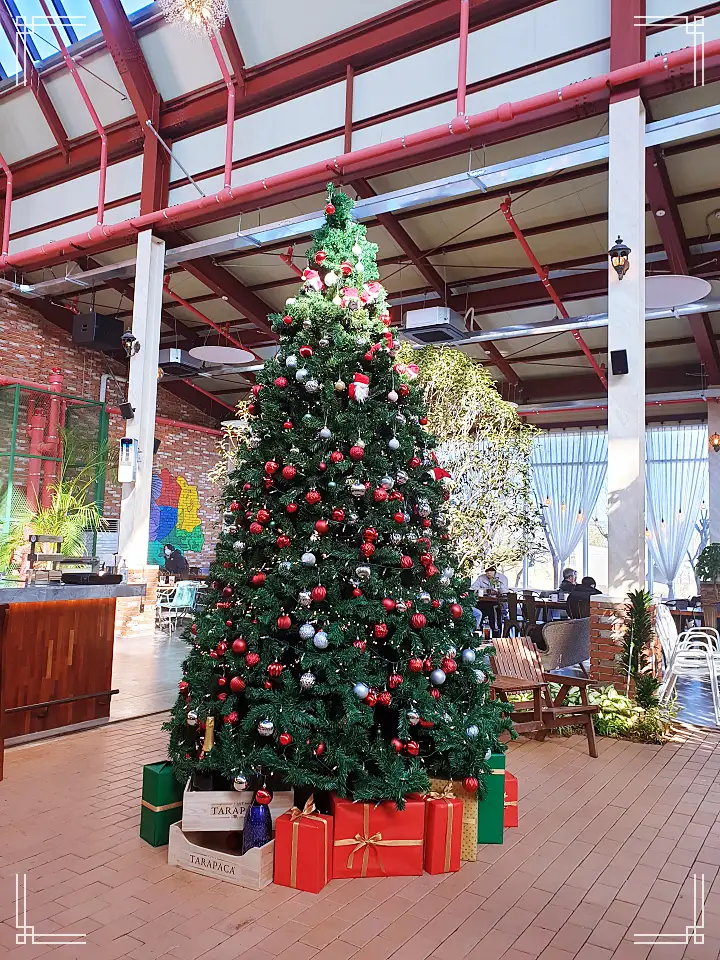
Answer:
646;424;708;596
531;430;608;576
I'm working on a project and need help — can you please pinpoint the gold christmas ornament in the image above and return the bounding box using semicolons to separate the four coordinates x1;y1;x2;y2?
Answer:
159;0;228;32
202;715;215;752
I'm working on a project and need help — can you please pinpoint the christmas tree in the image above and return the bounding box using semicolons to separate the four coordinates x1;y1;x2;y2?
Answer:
167;185;512;805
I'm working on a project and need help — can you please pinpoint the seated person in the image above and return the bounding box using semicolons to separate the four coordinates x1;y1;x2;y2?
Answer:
471;565;508;594
470;565;508;635
566;576;601;619
163;543;189;576
559;567;577;594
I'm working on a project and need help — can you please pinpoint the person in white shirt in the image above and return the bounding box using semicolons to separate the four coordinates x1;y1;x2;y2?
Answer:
471;565;509;595
471;565;508;635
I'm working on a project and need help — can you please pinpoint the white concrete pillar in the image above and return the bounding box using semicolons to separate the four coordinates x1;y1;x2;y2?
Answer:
607;95;646;595
117;230;165;568
709;401;720;542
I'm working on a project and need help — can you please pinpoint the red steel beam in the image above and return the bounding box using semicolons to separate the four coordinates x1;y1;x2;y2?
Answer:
164;282;261;360
219;20;246;92
0;0;69;156
181;258;278;340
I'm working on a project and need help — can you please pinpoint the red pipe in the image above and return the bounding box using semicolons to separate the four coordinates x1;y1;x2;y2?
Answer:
38;0;107;225
26;413;46;511
181;379;235;411
280;247;303;276
1;40;717;274
0;148;11;256
164;282;261;360
500;197;608;390
457;0;470;116
106;407;222;436
208;32;235;190
41;368;64;507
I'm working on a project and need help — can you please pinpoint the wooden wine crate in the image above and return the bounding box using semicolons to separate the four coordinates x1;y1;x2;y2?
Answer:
181;781;293;832
168;822;274;889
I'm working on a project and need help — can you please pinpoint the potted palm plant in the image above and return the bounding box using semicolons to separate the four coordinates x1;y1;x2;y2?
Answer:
695;543;720;629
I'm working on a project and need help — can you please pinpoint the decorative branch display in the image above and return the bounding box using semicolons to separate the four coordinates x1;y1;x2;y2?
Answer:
166;186;512;806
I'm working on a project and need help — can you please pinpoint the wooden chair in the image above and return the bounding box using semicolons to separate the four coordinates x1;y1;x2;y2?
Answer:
490;636;599;758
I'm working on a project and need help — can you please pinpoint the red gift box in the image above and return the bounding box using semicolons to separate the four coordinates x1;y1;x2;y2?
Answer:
274;798;333;893
504;773;518;828
424;788;463;874
331;795;424;879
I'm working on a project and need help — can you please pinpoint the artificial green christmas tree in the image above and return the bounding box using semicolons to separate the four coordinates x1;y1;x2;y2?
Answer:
167;185;512;805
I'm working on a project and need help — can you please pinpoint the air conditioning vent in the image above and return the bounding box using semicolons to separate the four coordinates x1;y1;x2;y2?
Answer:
158;348;203;376
400;307;468;345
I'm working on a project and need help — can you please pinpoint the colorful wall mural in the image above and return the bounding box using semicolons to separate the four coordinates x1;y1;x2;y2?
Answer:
148;467;204;565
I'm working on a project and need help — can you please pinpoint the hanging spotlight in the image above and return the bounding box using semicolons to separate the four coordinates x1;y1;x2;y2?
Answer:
608;236;631;280
158;0;229;32
710;433;720;453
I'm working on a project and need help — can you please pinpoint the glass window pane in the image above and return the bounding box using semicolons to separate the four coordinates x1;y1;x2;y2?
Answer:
51;0;100;41
0;29;20;77
121;0;153;16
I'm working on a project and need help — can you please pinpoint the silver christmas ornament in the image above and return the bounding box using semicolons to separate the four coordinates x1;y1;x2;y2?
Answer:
313;631;329;649
419;591;431;602
388;437;400;451
416;499;431;518
396;470;408;485
352;243;362;256
475;670;487;684
233;773;249;791
396;600;408;614
403;512;411;523
299;590;312;608
248;436;260;449
387;390;398;403
395;413;406;424
295;367;309;381
300;672;316;690
319;338;330;348
485;748;493;760
461;648;476;663
407;709;420;725
440;576;451;587
380;475;394;490
304;379;320;394
232;540;246;552
279;561;292;571
390;532;403;544
285;354;298;368
299;623;316;640
186;710;198;726
258;719;274;736
319;426;332;440
430;668;447;685
350;482;366;497
443;567;455;578
303;319;312;328
447;647;457;657
301;552;317;566
355;565;371;580
353;682;369;699
349;512;359;522
466;725;479;739
291;445;301;453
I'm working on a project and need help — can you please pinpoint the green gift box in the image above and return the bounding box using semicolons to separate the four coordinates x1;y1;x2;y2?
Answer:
140;761;184;847
477;752;506;844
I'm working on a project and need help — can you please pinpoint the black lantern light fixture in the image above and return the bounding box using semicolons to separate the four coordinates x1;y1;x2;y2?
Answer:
710;432;720;453
608;236;631;279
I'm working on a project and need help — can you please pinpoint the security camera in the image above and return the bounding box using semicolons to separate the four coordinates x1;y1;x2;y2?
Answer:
121;331;141;358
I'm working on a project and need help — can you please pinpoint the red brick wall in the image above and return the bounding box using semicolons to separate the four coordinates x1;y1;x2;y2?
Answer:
0;295;223;566
590;597;662;691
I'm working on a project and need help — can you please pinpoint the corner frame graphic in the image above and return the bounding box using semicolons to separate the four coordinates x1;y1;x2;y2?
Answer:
632;873;705;946
15;873;87;946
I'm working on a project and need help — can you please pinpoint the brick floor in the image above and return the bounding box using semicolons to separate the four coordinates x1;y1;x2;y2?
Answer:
2;719;720;959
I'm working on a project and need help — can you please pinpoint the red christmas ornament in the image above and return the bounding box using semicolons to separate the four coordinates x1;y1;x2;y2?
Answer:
314;742;326;756
226;711;239;724
408;657;423;673
441;656;457;673
256;788;272;804
391;737;404;753
242;483;251;491
286;503;298;514
410;613;427;630
216;641;228;654
267;662;284;678
248;403;258;416
263;680;273;689
229;501;241;513
263;478;274;490
229;676;246;693
383;598;396;611
264;461;279;475
281;465;296;481
419;553;433;567
449;603;463;620
354;639;367;652
365;690;377;706
282;315;294;325
178;680;189;693
277;615;292;630
329;451;344;464
331;508;345;522
363;528;378;541
419;416;428;425
340;261;353;276
222;586;233;598
279;732;293;746
283;420;293;430
318;462;327;472
274;376;288;388
251;384;263;397
314;250;327;264
225;620;234;628
232;638;247;654
349;445;365;461
399;384;410;397
419;718;434;728
400;556;413;569
408;456;422;469
377;691;392;706
305;490;322;505
373;623;388;639
422;519;432;529
360;542;375;558
249;522;264;535
245;652;260;667
388;673;403;689
315;519;329;535
423;657;433;671
325;202;335;215
311;585;327;602
257;508;271;524
425;564;439;577
373;487;389;502
209;650;219;658
394;512;406;524
406;740;420;756
299;345;313;358
190;624;197;635
276;534;291;548
391;491;404;501
352;588;363;598
462;776;479;793
429;687;441;700
431;599;441;609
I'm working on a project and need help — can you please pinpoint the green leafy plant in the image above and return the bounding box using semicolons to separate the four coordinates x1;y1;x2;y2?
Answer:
695;543;720;583
617;589;660;709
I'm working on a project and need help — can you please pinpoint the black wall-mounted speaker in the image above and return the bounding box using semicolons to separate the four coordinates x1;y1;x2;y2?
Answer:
72;312;123;351
610;349;629;376
153;437;161;455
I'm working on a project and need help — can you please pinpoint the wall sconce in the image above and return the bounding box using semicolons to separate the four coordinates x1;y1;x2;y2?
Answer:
710;432;720;453
608;236;631;279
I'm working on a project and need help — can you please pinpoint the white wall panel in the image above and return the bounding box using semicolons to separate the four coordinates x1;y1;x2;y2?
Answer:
139;21;221;100
43;50;135;138
9;200;141;256
0;89;56;162
11;155;143;234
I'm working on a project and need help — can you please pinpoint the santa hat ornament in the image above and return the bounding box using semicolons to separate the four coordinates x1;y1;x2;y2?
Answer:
348;373;370;403
303;268;324;292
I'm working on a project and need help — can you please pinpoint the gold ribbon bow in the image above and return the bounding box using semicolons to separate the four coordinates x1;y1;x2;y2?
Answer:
428;781;456;801
287;795;328;888
333;804;423;877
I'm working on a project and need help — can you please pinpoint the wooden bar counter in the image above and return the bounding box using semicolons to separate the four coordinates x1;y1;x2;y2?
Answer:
0;582;145;779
